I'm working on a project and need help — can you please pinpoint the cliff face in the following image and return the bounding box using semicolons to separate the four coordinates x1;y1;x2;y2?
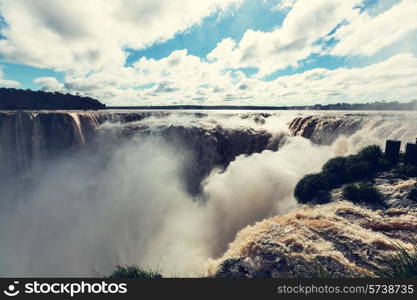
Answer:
2;109;417;277
206;113;417;278
210;174;417;278
288;115;363;144
0;111;281;195
102;120;281;195
158;125;279;195
2;110;416;196
0;112;99;177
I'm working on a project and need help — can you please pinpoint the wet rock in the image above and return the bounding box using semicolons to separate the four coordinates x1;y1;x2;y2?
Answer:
210;200;417;278
289;115;363;144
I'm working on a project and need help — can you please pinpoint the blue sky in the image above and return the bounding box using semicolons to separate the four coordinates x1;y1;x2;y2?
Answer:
126;0;286;64
1;63;64;90
0;0;416;105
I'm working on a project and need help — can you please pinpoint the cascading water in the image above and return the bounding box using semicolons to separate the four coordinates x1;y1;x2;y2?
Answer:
0;110;416;277
289;112;417;149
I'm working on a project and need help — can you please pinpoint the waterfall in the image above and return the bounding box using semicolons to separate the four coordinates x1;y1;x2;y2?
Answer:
1;110;417;277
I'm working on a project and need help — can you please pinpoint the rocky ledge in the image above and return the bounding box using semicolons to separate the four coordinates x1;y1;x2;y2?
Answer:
209;174;417;278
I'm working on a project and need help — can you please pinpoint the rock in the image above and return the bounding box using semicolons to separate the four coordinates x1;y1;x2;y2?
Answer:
210;199;417;278
289;115;363;144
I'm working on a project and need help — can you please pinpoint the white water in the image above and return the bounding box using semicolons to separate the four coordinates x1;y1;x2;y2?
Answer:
0;110;416;277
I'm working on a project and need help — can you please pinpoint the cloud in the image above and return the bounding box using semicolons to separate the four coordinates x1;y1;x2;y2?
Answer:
0;78;19;88
54;49;227;104
330;0;417;57
273;0;298;12
1;0;416;106
266;52;417;104
154;81;180;94
208;0;361;76
58;51;417;106
143;52;417;105
0;0;243;74
33;77;64;91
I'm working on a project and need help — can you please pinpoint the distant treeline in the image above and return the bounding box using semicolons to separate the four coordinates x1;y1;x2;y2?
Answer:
0;88;105;110
1;87;417;111
307;100;417;111
109;100;417;111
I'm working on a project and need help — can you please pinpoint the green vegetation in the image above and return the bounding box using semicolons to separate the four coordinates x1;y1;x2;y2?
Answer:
214;258;243;278
299;242;417;278
108;265;162;278
375;242;417;278
342;183;383;205
107;245;417;279
393;164;417;178
295;145;390;204
298;242;417;279
0;87;105;110
294;173;330;204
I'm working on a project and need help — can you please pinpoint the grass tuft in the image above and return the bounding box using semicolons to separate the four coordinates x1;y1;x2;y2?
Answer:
375;242;417;278
108;265;162;278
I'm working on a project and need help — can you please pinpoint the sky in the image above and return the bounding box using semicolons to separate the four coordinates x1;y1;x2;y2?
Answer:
0;0;416;106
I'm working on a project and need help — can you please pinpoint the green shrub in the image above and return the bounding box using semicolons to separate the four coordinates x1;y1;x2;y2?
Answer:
294;173;330;204
375;242;417;278
295;145;391;204
357;145;384;165
321;157;348;185
108;265;162;278
342;183;383;204
345;146;390;179
393;164;417;178
344;160;372;181
214;258;243;278
342;184;361;202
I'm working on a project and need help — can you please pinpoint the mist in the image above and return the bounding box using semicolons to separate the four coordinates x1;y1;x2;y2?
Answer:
1;111;417;277
0;127;329;276
0;136;193;276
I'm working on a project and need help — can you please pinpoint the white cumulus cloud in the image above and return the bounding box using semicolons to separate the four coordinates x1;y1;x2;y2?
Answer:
0;0;243;75
331;0;417;57
208;0;362;76
33;77;64;91
1;0;416;106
